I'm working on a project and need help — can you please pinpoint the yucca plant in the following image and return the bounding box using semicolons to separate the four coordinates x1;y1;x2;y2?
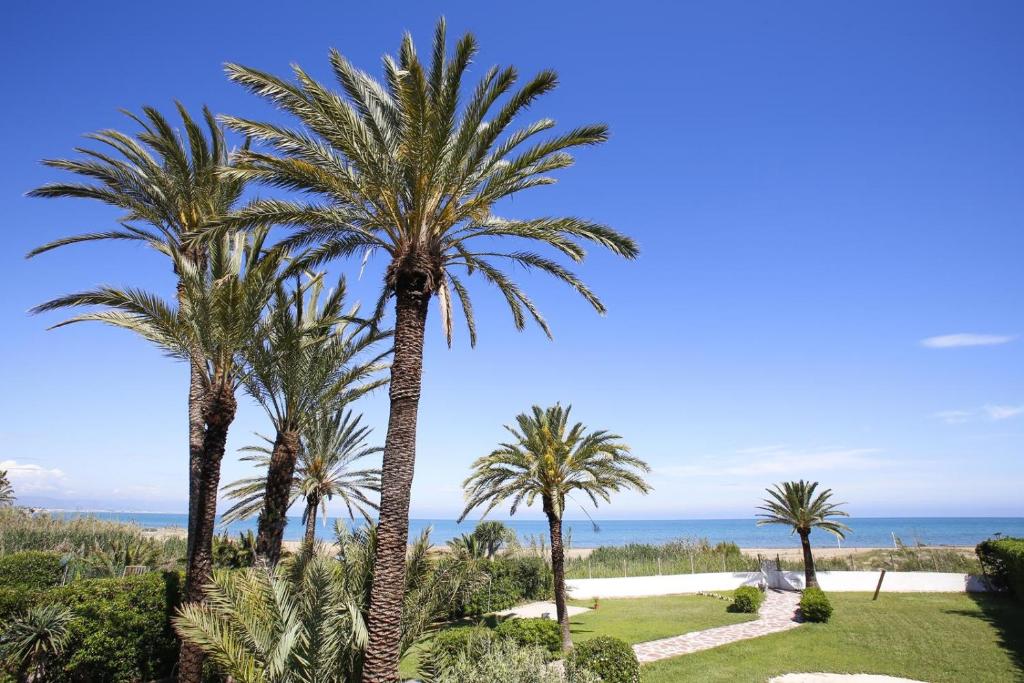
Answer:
240;272;389;564
26;105;245;574
215;20;637;678
0;470;14;506
222;409;382;548
0;605;74;683
32;227;286;682
756;480;850;588
460;404;651;651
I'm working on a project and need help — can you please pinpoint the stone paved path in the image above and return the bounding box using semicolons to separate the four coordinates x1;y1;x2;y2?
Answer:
633;589;803;663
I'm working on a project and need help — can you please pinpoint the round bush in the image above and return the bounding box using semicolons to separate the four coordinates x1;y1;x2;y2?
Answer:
799;586;833;622
566;635;640;683
729;585;765;613
496;617;562;655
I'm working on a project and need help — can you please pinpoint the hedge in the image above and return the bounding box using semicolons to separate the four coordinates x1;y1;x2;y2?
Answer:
0;551;64;591
799;587;833;623
729;585;764;613
456;556;553;617
566;636;640;683
495;617;562;655
976;537;1024;599
422;626;497;679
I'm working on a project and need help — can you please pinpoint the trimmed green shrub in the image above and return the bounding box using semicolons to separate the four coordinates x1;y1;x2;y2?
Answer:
0;587;34;623
422;626;497;679
456;556;553;617
799;587;833;623
495;617;562;655
729;585;764;613
566;635;640;683
977;537;1024;599
436;638;600;683
0;551;64;591
40;571;182;682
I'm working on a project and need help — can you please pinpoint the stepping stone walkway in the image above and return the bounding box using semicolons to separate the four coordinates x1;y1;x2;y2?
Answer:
633;589;803;663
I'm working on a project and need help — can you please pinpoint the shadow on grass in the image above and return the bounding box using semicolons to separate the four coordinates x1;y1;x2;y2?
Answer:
950;593;1024;672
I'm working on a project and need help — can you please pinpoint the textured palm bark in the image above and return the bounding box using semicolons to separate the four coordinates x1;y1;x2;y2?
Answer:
178;387;237;683
361;275;429;683
303;495;319;547
256;429;301;565
186;359;206;563
545;498;573;652
799;530;818;588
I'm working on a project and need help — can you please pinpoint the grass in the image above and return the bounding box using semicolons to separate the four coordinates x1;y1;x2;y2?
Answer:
643;593;1024;683
398;593;753;679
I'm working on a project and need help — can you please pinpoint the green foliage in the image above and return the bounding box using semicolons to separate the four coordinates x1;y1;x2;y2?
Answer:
40;571;182;682
977;536;1024;599
435;638;599;683
423;626;497;679
799;587;833;623
567;538;758;579
0;551;63;591
495;617;561;655
729;586;765;613
211;530;256;568
0;589;34;624
455;556;553;617
472;521;516;559
566;636;641;683
0;604;74;682
0;471;14;507
757;480;850;538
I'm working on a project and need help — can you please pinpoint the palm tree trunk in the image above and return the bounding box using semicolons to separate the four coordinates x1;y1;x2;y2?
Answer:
186;359;205;563
799;530;818;589
362;274;429;683
303;496;319;547
544;499;573;652
179;387;237;683
256;428;301;565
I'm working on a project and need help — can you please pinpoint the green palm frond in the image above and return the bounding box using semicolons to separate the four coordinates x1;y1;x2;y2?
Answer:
218;17;637;346
755;480;851;539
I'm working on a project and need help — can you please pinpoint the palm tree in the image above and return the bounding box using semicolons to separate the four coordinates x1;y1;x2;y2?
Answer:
756;480;850;589
240;273;388;564
0;605;74;683
174;525;485;682
459;404;651;651
216;20;638;679
0;470;15;506
471;520;515;560
26;105;245;570
31;227;285;682
222;409;382;548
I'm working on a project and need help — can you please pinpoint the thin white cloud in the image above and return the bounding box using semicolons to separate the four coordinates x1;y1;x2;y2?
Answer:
932;410;973;425
984;405;1024;421
920;333;1014;348
660;446;884;479
0;460;68;493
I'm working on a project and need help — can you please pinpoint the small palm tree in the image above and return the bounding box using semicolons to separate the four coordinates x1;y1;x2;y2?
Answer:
222;409;382;547
446;533;485;561
756;480;850;589
241;273;388;564
217;20;638;679
471;520;515;560
0;470;15;506
460;404;651;651
0;605;74;682
32;228;285;683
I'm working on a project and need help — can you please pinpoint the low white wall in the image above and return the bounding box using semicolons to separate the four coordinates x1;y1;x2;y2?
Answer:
566;571;988;599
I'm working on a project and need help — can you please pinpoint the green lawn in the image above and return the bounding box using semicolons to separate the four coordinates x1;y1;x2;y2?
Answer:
643;593;1024;683
569;594;755;644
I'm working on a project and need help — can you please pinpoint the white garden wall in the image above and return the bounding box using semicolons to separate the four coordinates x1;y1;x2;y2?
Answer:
565;570;988;599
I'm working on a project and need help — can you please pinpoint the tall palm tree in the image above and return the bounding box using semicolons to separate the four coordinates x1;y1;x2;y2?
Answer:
0;470;15;506
216;20;638;679
240;273;389;564
221;409;382;548
0;604;74;683
26;105;245;568
459;404;651;651
756;480;850;589
31;227;285;682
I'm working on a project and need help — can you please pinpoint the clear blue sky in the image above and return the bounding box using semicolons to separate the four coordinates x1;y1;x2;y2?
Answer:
2;1;1021;519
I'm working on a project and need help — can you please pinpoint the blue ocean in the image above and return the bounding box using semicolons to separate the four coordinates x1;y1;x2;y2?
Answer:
48;512;1024;549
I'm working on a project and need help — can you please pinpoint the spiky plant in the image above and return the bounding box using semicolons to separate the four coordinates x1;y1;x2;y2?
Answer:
216;20;637;678
446;533;485;561
31;227;286;682
0;605;74;682
756;480;850;588
0;470;15;507
471;520;516;560
459;404;651;651
240;272;389;564
26;105;245;580
221;409;382;547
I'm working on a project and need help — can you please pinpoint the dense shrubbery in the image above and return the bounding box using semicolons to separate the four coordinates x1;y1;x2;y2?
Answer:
435;638;599;683
977;537;1024;599
566;636;640;683
566;538;757;578
729;585;764;613
39;571;182;682
454;556;553;617
799;587;833;623
0;551;64;591
423;626;498;679
495;617;562;655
